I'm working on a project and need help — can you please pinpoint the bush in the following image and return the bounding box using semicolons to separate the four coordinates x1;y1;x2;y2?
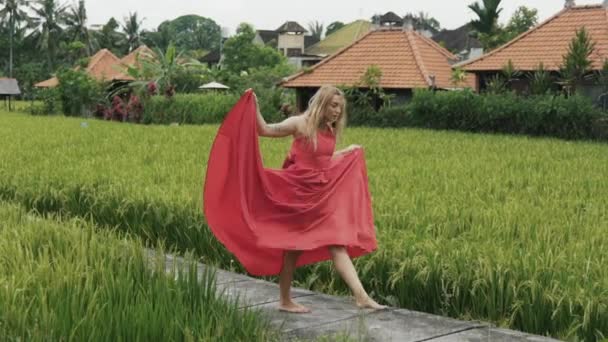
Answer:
29;88;60;115
349;105;411;127
142;91;286;125
56;69;104;117
409;89;606;140
142;93;240;125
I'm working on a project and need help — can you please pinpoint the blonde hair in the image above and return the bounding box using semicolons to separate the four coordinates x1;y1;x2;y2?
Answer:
304;85;347;150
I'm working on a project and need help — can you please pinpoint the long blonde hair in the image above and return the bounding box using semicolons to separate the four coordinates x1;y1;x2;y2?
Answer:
304;85;347;150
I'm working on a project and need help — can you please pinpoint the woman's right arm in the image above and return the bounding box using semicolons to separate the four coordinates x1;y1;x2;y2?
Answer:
254;94;301;138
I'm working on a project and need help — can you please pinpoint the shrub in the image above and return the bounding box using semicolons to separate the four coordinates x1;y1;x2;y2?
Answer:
56;69;104;117
409;89;606;140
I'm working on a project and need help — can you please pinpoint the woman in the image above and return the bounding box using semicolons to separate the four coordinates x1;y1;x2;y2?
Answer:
203;86;385;314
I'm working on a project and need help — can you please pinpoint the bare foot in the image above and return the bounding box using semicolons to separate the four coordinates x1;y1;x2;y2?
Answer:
356;296;388;310
278;301;312;314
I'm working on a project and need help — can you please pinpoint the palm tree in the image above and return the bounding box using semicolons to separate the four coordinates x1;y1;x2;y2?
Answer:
0;0;30;77
64;0;94;56
122;11;144;52
308;20;324;41
404;12;441;32
469;0;503;34
122;43;184;98
30;0;68;70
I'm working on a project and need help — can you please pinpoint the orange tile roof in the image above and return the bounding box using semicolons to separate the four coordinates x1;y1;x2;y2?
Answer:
460;4;608;71
35;49;134;88
282;29;464;90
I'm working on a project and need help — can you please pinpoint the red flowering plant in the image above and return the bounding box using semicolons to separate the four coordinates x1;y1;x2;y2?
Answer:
111;96;127;121
126;94;143;123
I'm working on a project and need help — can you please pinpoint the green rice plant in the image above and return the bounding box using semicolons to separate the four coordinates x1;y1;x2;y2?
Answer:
0;202;278;341
0;111;606;341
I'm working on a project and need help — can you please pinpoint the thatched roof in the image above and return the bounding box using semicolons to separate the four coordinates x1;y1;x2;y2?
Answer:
380;12;404;26
276;21;307;33
0;78;21;95
35;49;134;88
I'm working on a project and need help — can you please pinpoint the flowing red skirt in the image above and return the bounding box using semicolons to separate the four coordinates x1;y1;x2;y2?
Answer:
203;91;377;276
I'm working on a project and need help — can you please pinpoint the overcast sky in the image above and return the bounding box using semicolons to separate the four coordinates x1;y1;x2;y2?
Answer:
87;0;601;35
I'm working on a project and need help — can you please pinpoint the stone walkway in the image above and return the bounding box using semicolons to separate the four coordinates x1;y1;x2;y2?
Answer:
146;250;561;342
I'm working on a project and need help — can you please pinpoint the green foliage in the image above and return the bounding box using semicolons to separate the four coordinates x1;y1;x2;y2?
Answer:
0;203;278;341
29;87;60;115
342;65;395;112
14;62;46;99
56;68;103;116
409;89;605;140
222;23;286;74
468;0;503;34
308;20;324;40
474;5;538;51
403;12;441;32
122;11;144;52
593;59;608;110
165;14;221;52
450;68;467;88
505;6;538;37
560;27;596;96
94;17;127;55
527;63;554;95
142;93;239;124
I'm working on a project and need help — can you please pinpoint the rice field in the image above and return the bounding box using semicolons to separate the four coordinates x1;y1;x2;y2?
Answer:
0;111;606;341
0;201;278;341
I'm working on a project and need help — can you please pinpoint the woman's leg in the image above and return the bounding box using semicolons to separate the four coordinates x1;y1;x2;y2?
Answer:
278;250;311;313
328;245;386;309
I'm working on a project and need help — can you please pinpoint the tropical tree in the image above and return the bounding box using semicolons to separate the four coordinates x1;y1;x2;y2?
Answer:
308;20;324;41
63;0;94;56
142;21;174;51
0;0;30;77
168;15;221;52
505;6;538;37
122;11;144;52
30;0;68;70
560;27;596;95
469;0;502;34
95;17;126;54
404;12;441;32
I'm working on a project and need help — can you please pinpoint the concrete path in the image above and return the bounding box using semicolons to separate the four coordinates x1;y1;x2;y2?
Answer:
146;250;561;342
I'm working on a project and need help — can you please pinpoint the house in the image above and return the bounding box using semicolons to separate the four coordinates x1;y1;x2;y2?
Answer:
273;21;320;68
35;48;135;88
457;1;608;95
433;23;483;62
254;30;279;48
201;22;320;68
282;27;472;111
0;78;21;111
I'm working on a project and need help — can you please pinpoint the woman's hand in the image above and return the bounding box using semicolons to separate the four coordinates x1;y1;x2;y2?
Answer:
333;144;362;158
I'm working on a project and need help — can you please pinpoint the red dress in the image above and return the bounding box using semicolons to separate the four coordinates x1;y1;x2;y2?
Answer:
203;91;377;276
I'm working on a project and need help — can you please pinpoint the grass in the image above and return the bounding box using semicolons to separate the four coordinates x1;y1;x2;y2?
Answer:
0;201;279;341
0;111;606;341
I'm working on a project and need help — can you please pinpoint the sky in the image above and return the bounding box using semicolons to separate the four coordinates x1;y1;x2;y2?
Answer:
87;0;602;35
